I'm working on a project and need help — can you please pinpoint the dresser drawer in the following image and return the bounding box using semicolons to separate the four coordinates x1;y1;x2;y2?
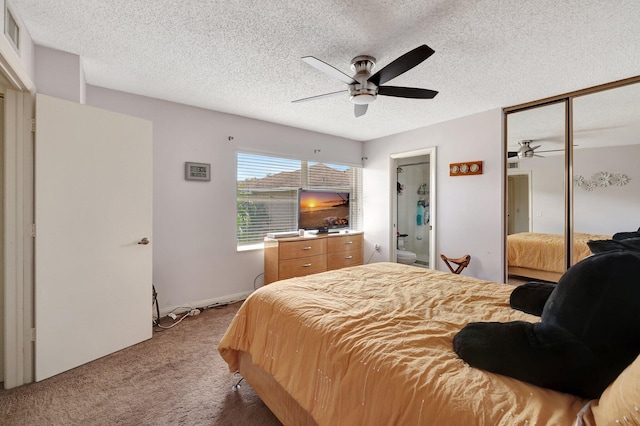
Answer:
279;254;327;280
264;233;363;284
327;234;363;252
327;250;364;270
279;238;326;260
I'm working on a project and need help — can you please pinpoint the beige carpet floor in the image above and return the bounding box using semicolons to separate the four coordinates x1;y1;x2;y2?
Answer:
0;302;282;425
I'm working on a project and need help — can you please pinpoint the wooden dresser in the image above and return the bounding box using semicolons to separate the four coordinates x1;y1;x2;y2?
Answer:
264;232;364;284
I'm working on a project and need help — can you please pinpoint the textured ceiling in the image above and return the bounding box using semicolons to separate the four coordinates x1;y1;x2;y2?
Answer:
10;0;640;141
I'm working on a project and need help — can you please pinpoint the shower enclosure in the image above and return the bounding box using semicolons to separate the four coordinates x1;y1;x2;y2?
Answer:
396;156;431;267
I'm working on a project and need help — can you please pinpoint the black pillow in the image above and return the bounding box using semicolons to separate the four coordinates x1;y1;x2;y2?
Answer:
509;282;555;316
612;229;640;241
588;237;640;253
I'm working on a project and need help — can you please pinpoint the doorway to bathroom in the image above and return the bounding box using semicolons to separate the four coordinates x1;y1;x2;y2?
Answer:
390;148;436;269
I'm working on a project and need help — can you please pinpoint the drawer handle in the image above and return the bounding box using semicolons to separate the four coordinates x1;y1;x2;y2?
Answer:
302;246;312;250
302;263;312;267
344;241;353;245
345;255;353;259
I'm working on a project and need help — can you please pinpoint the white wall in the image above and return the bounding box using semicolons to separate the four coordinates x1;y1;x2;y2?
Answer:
86;86;363;310
518;144;640;236
34;46;85;104
363;109;505;282
573;144;639;235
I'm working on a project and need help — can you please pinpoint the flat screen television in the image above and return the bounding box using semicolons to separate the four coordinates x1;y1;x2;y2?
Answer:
298;189;350;233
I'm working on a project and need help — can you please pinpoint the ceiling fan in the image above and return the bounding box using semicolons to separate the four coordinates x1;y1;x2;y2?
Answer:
292;45;438;117
508;140;566;159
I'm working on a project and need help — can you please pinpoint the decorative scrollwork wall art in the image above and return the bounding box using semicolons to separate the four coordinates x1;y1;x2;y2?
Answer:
574;171;629;191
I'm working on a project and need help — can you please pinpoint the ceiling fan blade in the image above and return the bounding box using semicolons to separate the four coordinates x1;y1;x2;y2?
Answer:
354;104;368;118
508;151;518;158
302;56;357;85
368;44;435;86
292;90;348;103
378;86;438;99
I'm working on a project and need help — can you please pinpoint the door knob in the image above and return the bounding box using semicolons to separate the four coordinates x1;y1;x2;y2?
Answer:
138;237;150;245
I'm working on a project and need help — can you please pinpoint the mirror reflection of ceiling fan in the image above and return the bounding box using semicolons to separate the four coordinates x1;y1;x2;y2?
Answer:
292;45;439;117
508;139;571;159
507;125;624;159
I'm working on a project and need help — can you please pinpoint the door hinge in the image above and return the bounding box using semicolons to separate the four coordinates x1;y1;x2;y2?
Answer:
31;223;36;237
31;118;36;133
30;328;36;342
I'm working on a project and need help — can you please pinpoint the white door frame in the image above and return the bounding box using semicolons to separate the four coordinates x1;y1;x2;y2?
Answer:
1;38;36;389
390;147;437;268
507;170;533;233
3;88;34;389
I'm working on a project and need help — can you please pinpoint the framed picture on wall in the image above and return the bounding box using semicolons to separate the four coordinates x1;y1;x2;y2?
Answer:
185;162;211;181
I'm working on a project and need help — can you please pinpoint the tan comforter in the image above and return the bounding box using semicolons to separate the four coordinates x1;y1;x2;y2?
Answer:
218;262;588;425
508;232;610;274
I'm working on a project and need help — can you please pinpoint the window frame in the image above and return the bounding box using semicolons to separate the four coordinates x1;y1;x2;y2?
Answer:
236;151;362;250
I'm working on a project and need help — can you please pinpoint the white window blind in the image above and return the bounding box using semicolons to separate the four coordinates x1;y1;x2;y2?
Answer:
237;152;362;246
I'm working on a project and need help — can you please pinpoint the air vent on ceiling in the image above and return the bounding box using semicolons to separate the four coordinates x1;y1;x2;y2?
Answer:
5;6;20;53
507;162;519;169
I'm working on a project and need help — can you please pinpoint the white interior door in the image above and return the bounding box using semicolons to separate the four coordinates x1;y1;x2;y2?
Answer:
34;94;152;381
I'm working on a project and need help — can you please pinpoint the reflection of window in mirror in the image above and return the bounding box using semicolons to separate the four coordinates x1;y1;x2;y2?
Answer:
506;101;567;285
572;83;640;259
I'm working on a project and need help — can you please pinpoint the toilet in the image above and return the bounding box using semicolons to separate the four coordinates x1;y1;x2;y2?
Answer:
397;250;417;265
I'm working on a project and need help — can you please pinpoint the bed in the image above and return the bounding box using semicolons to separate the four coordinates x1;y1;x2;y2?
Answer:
218;262;595;425
507;232;610;282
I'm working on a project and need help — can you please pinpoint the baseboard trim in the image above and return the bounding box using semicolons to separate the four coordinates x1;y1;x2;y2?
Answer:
159;291;252;318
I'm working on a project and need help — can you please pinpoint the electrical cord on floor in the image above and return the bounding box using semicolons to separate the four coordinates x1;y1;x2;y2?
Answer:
153;299;246;332
152;285;160;327
199;299;244;310
366;248;378;264
155;310;191;330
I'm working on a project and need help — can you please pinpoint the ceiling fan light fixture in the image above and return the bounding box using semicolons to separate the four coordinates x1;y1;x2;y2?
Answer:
518;149;534;159
516;140;537;159
350;93;376;104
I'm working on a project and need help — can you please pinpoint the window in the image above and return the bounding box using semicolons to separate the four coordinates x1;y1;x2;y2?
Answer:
237;152;362;247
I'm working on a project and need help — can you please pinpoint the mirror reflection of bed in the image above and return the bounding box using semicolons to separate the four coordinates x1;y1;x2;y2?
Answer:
506;80;640;285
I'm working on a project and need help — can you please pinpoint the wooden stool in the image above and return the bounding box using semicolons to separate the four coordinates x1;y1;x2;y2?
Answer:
440;254;471;274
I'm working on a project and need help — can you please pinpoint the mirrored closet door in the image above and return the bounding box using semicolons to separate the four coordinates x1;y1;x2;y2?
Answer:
505;101;568;283
504;76;640;284
572;83;640;241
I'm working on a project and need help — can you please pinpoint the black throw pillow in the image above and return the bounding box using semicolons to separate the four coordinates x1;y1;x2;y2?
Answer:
588;237;640;253
509;282;555;316
612;230;640;241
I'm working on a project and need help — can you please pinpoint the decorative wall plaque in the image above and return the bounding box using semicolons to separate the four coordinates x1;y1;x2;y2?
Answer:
449;161;483;176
